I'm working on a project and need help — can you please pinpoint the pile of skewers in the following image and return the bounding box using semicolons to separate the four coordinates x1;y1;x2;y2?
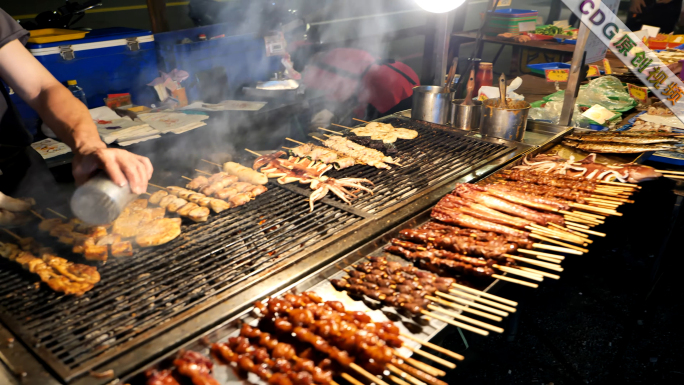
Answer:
514;153;662;183
248;149;374;212
562;130;683;153
147;292;465;385
0;233;100;296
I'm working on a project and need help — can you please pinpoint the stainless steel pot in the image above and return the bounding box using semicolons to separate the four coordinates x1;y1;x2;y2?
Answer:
411;85;454;125
480;98;531;141
450;99;482;131
70;172;139;224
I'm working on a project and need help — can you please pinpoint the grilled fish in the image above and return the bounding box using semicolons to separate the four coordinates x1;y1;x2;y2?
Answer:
568;131;680;137
565;134;681;144
563;140;678;153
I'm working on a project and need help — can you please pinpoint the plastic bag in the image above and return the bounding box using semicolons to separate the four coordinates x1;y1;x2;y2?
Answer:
529;100;590;127
542;76;637;112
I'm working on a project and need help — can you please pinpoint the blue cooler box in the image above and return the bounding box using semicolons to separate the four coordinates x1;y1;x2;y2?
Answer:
7;28;158;134
155;23;281;102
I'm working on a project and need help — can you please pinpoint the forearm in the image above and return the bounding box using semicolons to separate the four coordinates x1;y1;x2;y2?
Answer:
31;83;105;153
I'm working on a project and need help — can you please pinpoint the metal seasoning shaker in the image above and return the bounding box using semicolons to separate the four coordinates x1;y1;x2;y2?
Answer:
70;171;138;225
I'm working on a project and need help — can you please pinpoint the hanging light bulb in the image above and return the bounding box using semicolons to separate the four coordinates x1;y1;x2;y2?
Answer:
414;0;466;13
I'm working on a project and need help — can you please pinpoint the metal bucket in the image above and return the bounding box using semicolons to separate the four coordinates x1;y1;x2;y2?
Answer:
480;98;531;141
411;86;454;125
450;99;482;131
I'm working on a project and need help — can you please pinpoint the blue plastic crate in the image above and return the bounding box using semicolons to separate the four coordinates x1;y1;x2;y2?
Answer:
526;62;571;75
8;28;158;134
489;8;538;17
154;23;281;102
554;37;577;44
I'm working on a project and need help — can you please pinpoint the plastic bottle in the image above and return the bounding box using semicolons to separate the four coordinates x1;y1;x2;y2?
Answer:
67;80;88;107
473;62;493;97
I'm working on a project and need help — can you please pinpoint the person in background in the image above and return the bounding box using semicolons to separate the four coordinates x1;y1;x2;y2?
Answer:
0;8;152;198
294;47;420;128
627;0;683;33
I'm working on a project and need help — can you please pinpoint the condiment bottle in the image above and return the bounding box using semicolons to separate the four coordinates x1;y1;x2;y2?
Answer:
70;171;138;225
474;62;493;98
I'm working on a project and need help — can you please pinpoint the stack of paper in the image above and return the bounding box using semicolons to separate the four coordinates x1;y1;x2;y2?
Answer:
181;100;266;112
90;106;160;145
30;138;71;159
137;112;209;134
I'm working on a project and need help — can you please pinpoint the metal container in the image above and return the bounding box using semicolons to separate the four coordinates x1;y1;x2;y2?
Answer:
480;98;531;141
411;85;454;124
70;172;138;224
450;99;482;130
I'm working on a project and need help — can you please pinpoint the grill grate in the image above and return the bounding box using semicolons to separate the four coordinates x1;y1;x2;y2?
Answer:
319;117;514;213
0;186;361;381
0;118;516;383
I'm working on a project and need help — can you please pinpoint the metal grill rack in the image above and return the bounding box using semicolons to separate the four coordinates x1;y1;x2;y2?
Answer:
0;186;361;382
0;117;522;384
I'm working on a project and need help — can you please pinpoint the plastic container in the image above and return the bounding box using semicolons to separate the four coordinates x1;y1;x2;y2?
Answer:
154;23;282;102
554;37;577;44
28;28;88;44
474;62;493;95
488;8;539;17
67;80;88;106
7;27;158;134
526;62;571;75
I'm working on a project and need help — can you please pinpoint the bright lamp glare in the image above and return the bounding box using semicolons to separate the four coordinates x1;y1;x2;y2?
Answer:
414;0;466;13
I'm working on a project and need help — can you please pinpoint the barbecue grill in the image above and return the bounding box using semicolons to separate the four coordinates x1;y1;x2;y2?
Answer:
0;114;539;385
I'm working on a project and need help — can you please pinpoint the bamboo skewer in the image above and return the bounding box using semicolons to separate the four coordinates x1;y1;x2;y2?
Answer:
285;137;306;145
564;213;602;224
549;223;588;238
527;225;587;245
434;292;509;317
30;210;45;220
566;225;606;237
353;118;371;124
513;266;561;280
244;148;261;156
565;217;600;226
598;180;640;188
569;203;621;215
349;363;390;385
517;249;565;261
341;373;365;385
426;295;503;322
492;274;539;288
148;183;167;190
393;350;445;377
450;282;518;306
195;169;211;175
444;290;516;313
387;363;426;385
656;169;684;175
529;233;589;253
46;208;67;219
399;332;465;361
420;310;489;336
560;210;605;220
494;265;544;281
282;146;294;150
401;344;457;369
570;210;606;220
330;123;352;130
388;374;412;385
427;305;504;333
181;176;192;181
562;221;589;229
532;243;583;255
318;127;344;135
200;159;222;167
664;175;684;180
503;254;564;272
591;194;633;203
2;228;21;240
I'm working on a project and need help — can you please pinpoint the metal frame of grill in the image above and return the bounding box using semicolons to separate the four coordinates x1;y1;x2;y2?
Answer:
0;114;539;385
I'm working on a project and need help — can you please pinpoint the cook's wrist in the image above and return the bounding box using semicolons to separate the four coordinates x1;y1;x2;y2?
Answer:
73;136;107;155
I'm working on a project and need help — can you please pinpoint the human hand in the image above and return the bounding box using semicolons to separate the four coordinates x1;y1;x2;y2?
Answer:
630;0;646;13
72;146;153;194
